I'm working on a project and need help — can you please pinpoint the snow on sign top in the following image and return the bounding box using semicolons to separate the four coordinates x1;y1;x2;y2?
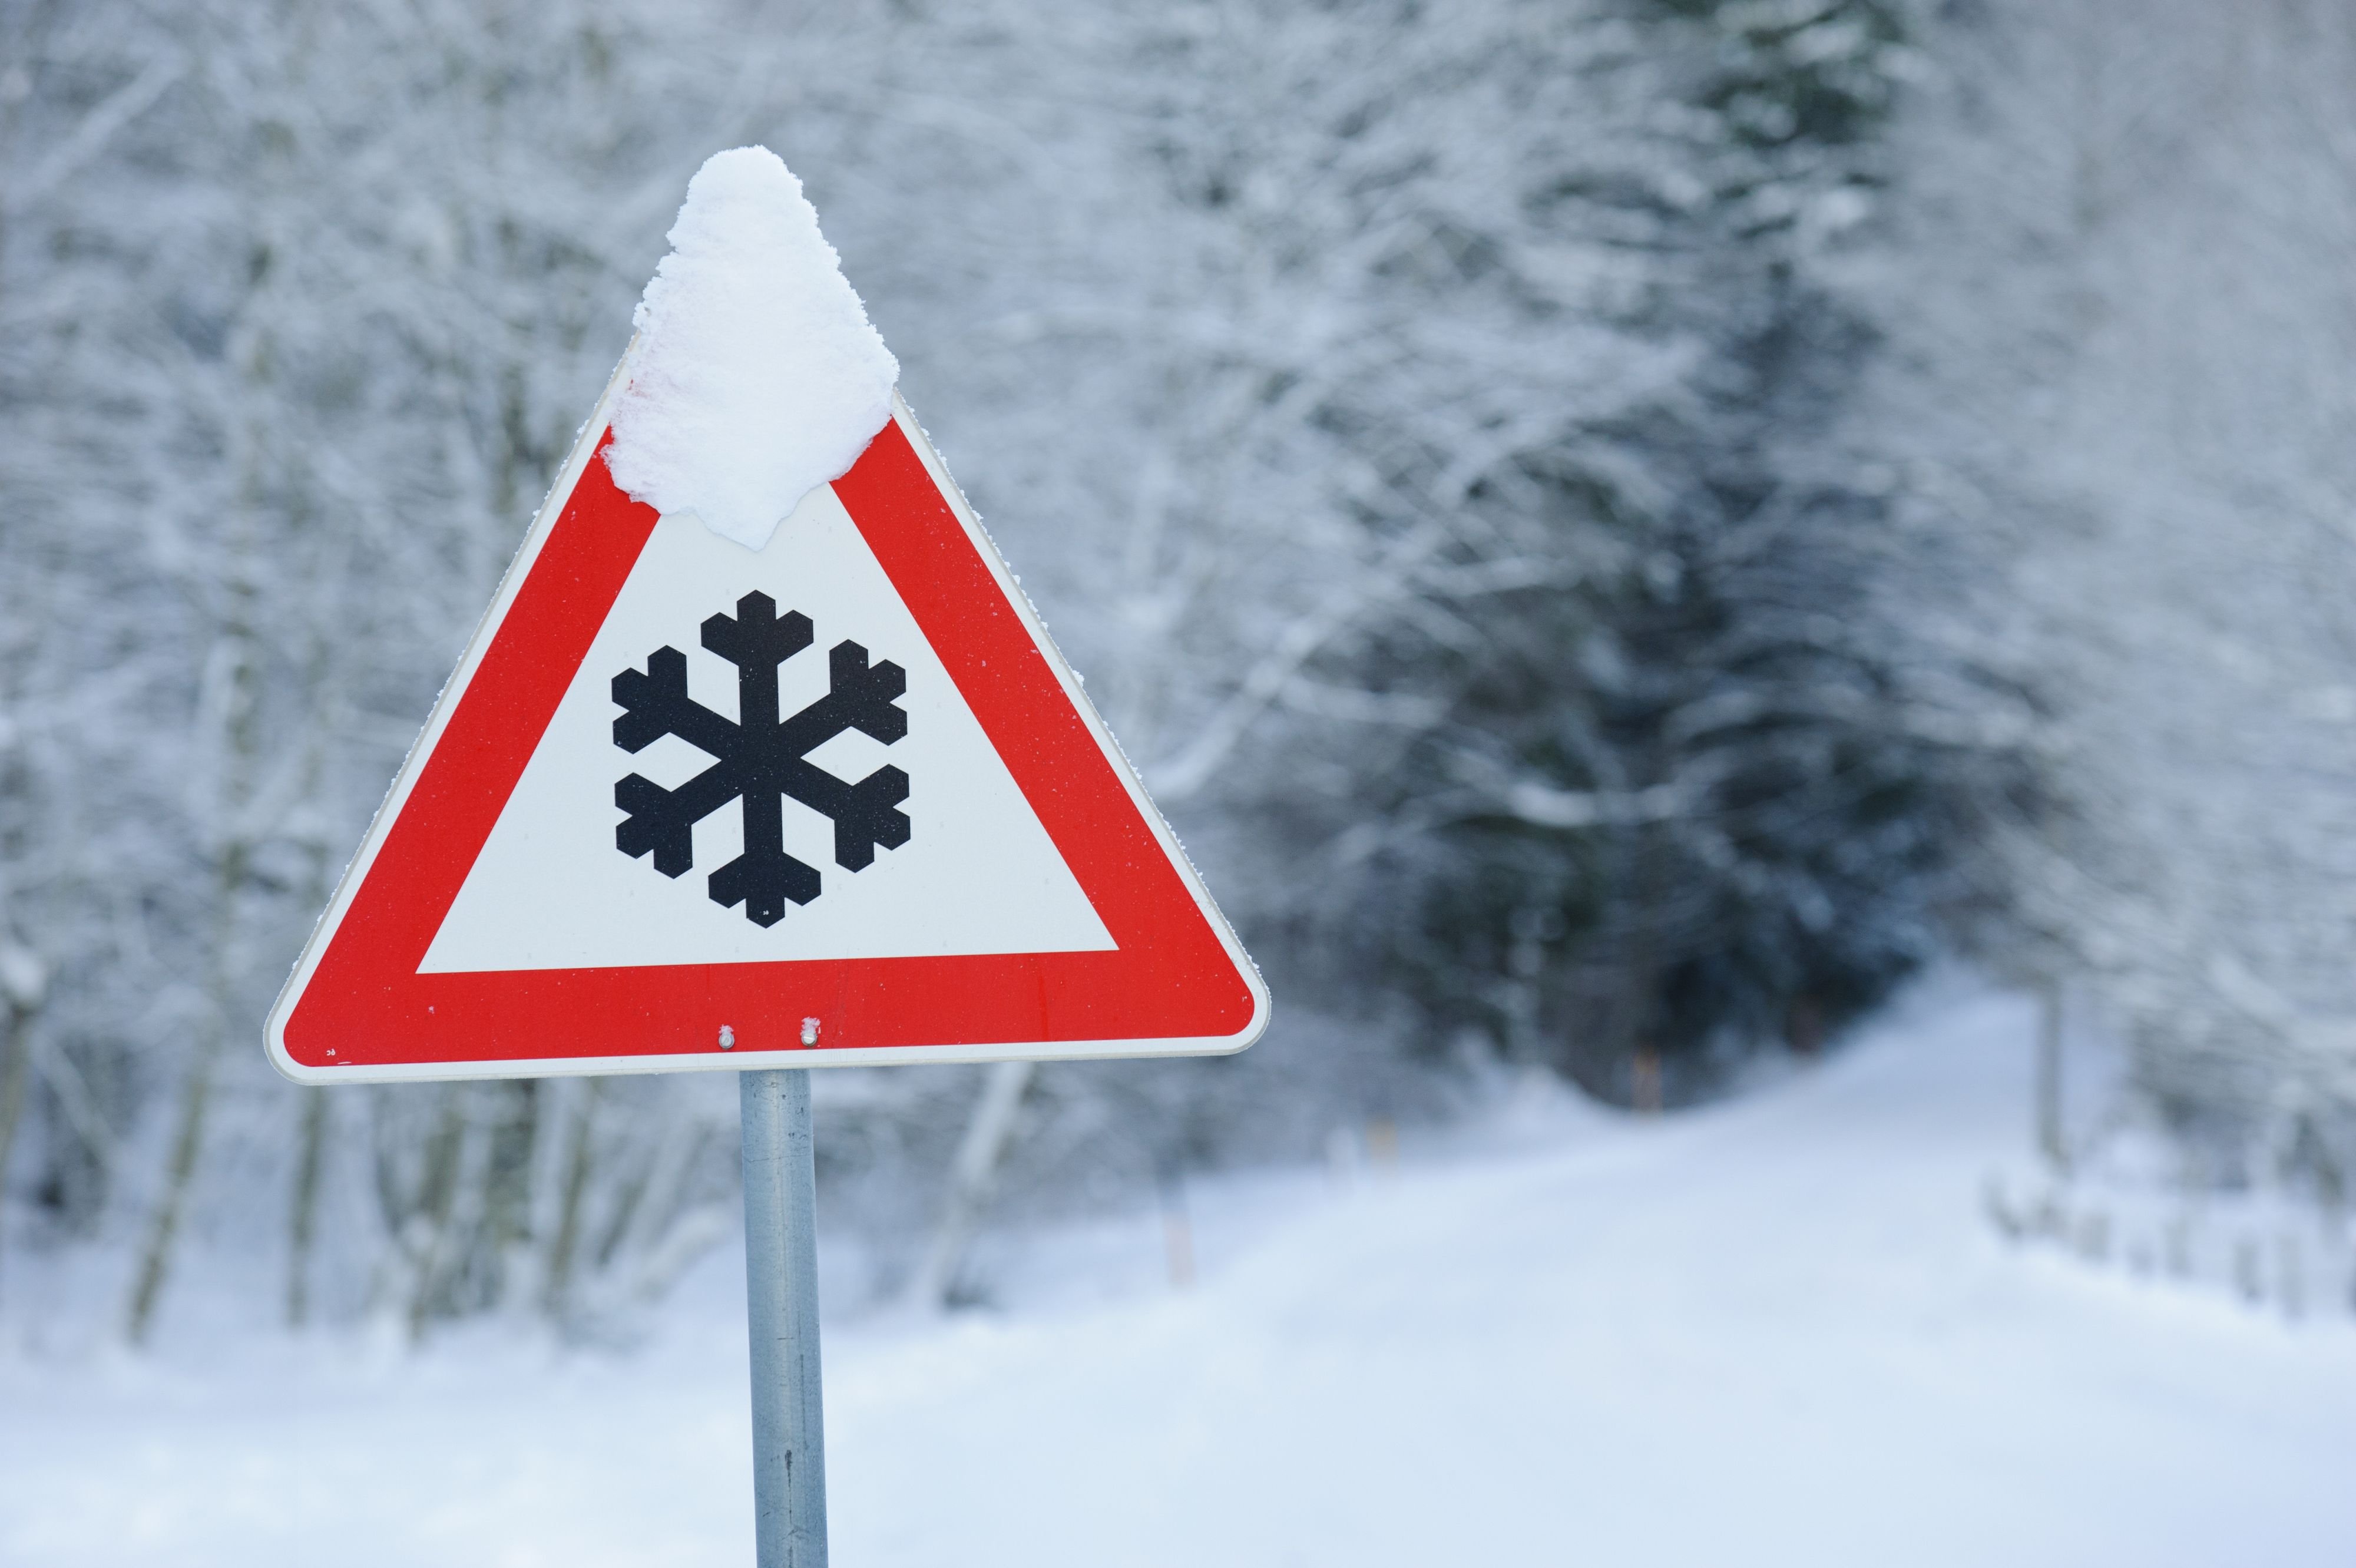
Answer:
607;147;899;551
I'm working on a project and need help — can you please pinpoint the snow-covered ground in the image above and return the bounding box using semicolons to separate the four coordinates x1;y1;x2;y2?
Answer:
4;984;2352;1567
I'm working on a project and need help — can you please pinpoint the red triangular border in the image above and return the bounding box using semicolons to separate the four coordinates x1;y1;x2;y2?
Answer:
270;414;1263;1079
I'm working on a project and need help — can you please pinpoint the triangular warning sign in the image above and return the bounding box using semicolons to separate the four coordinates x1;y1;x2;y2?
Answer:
267;386;1268;1082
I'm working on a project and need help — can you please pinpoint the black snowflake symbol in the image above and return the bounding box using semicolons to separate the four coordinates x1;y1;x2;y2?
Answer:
611;591;910;927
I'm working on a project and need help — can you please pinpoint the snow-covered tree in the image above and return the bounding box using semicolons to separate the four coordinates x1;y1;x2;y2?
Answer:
1849;0;2356;1186
0;0;770;1337
1054;0;2013;1103
0;0;2096;1334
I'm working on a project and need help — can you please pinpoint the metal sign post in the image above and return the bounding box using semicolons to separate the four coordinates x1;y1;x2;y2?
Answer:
740;1068;828;1567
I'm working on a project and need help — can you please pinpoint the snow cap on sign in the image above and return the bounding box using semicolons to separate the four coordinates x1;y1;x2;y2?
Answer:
607;147;899;551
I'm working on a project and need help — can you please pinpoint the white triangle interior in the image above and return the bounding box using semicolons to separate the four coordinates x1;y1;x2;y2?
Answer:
420;479;1114;973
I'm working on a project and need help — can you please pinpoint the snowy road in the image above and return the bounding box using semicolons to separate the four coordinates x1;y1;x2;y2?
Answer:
5;986;2352;1566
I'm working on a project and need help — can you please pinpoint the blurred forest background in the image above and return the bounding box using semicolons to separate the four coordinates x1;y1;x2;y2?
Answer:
1;0;2351;1343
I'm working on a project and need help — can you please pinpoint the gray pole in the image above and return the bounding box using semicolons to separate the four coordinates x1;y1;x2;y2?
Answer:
740;1067;828;1567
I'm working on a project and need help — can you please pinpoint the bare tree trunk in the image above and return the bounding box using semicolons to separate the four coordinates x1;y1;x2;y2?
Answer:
1631;1046;1663;1116
622;1119;721;1305
0;1002;33;1205
404;1087;477;1341
540;1077;602;1319
124;1015;226;1345
2036;980;2067;1169
125;835;247;1346
478;1081;535;1312
905;1058;1035;1309
1610;819;1664;1107
0;997;37;1302
282;825;333;1328
127;511;264;1344
285;1086;327;1327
